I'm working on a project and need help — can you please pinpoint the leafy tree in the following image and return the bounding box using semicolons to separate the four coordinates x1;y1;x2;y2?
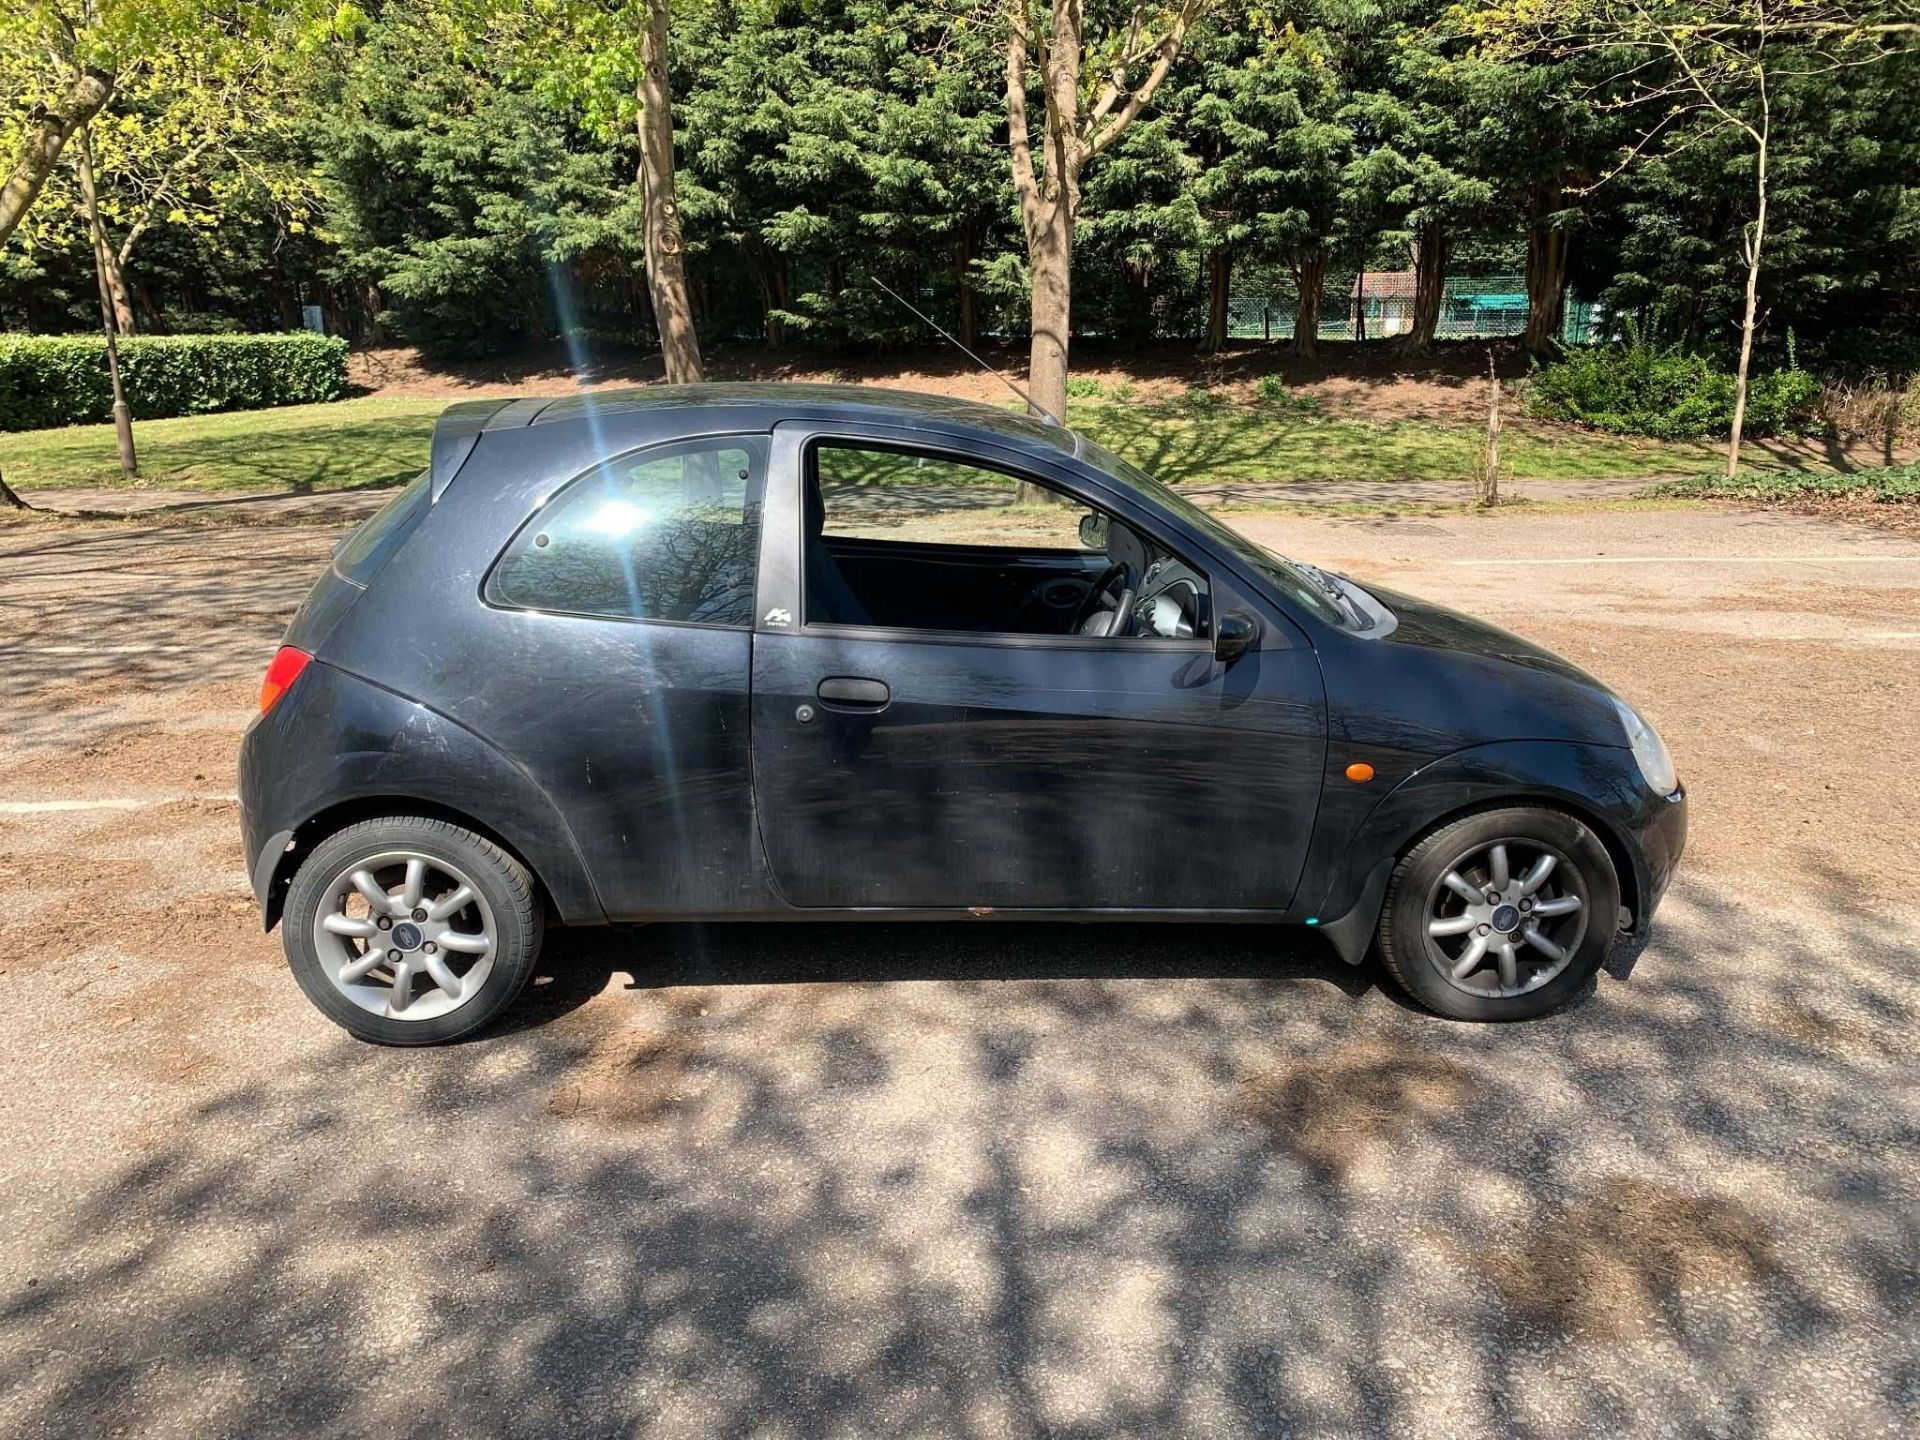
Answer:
1181;13;1361;354
465;0;707;379
1002;0;1213;425
312;4;642;358
677;0;1008;346
1;1;320;250
12;27;318;333
1350;13;1498;353
1467;0;1918;470
1078;113;1205;342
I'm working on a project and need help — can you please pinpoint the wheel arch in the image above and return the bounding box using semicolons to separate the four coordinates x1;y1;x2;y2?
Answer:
1311;742;1652;965
260;794;590;933
1385;793;1642;931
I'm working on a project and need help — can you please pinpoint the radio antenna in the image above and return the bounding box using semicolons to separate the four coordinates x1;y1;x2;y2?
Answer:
870;276;1062;428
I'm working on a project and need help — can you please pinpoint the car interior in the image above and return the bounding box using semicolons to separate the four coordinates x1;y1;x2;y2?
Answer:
803;443;1210;641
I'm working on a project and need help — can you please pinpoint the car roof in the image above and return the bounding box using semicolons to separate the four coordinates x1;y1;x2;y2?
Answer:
429;383;1080;499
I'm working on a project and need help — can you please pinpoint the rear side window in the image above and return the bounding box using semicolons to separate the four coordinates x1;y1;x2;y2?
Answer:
486;436;766;626
333;470;430;588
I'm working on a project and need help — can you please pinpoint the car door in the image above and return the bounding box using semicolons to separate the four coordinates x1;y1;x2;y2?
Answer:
452;432;771;920
747;420;1328;912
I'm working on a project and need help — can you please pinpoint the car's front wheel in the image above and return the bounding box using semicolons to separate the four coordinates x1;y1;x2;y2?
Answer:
282;816;543;1045
1376;807;1621;1021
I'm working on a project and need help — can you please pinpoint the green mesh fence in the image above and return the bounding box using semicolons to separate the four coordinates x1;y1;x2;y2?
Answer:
1226;276;1597;344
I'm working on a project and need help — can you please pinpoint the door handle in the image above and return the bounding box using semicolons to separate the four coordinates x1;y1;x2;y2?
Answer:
816;676;890;710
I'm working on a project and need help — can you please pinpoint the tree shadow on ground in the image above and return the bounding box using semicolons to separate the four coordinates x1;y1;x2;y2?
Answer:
3;874;1912;1436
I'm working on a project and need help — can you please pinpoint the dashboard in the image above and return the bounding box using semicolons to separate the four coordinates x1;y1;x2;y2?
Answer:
1101;518;1206;639
1133;556;1205;638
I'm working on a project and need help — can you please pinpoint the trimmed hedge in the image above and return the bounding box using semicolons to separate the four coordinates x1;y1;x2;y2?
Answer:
0;332;349;431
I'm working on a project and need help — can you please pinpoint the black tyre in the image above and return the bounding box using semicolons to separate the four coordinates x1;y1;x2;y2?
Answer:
1376;806;1620;1021
282;816;543;1046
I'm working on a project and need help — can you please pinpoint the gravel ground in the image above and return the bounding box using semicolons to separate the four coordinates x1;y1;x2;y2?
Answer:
0;505;1915;1439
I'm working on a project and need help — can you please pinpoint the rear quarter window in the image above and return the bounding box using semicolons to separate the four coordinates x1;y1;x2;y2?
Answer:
333;470;431;588
485;437;767;626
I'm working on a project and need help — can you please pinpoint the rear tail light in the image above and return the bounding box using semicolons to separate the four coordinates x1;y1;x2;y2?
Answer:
259;646;312;714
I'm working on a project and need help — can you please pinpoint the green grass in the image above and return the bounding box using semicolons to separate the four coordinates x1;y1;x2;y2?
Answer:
1644;463;1920;504
1074;401;1732;486
0;389;1844;499
0;396;441;492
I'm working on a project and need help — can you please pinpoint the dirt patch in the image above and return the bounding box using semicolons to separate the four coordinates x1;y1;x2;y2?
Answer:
1433;1177;1778;1339
547;1025;707;1127
1693;581;1918;626
1720;496;1920;538
345;338;1531;424
85;795;239;845
541;984;730;1127
1509;620;1920;904
1746;998;1896;1059
1240;1040;1471;1178
4;724;239;794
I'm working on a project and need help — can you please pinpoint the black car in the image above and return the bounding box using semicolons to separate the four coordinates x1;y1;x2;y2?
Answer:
239;385;1686;1044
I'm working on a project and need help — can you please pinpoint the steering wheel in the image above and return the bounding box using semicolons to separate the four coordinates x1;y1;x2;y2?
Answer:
1070;561;1135;637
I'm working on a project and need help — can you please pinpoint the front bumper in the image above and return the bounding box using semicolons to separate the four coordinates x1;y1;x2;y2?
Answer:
1627;782;1688;934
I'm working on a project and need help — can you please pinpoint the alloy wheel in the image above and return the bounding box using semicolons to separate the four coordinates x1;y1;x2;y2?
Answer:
310;850;497;1021
1421;838;1590;999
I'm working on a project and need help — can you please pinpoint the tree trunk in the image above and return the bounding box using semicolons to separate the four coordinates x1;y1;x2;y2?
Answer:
75;127;136;478
757;251;789;347
1292;247;1326;358
0;68;113;248
0;466;32;510
955;224;979;349
1025;198;1073;426
1003;0;1196;472
635;0;702;384
1727;135;1768;479
1202;245;1231;351
97;237;135;335
1482;347;1502;505
1400;223;1449;354
1523;178;1569;353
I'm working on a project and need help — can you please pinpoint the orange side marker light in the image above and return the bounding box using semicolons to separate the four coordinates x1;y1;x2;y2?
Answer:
1345;762;1376;783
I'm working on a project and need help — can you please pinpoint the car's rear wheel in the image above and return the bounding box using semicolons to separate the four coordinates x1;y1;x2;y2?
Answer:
282;816;543;1046
1376;807;1620;1021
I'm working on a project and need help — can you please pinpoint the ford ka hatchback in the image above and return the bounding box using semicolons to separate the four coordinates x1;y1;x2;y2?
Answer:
238;386;1687;1044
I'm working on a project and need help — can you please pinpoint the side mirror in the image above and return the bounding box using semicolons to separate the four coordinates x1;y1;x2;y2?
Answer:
1215;610;1258;664
1078;511;1109;550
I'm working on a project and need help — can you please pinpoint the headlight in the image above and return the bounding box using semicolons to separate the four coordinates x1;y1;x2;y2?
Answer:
1613;698;1677;795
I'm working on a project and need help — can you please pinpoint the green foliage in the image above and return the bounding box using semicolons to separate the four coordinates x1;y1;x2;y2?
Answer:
1527;332;1820;439
0;332;346;430
4;390;1762;496
1645;464;1920;504
1255;373;1320;413
1176;384;1227;416
309;4;642;359
2;0;1918;378
1065;376;1105;398
0;395;436;490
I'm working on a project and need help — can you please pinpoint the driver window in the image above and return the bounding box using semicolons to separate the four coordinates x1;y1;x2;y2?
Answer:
804;441;1209;641
813;445;1097;550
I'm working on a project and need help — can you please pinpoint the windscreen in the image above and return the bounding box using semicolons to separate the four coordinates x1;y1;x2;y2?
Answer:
1075;437;1350;626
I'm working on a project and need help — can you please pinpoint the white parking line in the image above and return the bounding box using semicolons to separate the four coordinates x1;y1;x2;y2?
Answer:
0;643;201;654
1446;555;1920;565
0;793;239;814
